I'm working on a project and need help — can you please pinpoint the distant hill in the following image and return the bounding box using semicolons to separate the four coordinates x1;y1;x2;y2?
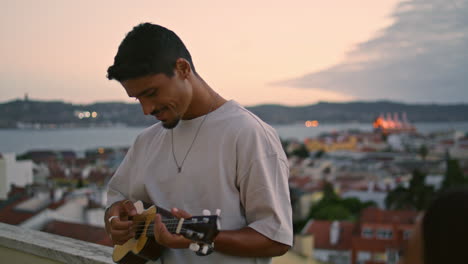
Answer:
248;101;468;124
0;99;467;128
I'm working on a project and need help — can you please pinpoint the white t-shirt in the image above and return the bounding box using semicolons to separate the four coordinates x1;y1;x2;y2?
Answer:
107;100;293;264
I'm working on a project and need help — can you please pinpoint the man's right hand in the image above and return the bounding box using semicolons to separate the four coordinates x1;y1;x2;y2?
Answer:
105;200;138;245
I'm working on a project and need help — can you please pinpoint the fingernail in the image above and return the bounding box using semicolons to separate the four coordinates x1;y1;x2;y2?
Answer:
131;209;137;215
173;208;178;212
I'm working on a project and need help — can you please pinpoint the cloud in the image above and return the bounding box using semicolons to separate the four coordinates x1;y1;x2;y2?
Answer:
274;0;468;103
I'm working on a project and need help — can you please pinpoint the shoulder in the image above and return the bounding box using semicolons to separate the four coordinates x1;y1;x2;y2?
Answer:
217;100;275;133
219;101;285;157
132;122;165;149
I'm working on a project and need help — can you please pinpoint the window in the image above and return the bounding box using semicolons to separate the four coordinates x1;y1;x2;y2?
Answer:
376;229;393;239
403;230;413;240
386;249;400;264
357;251;372;262
362;227;374;238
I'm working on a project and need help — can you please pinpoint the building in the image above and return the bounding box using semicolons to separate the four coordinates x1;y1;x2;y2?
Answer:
351;207;419;264
302;220;356;264
0;153;33;200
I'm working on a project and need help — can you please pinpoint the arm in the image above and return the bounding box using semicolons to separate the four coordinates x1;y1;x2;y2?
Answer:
213;227;290;257
152;209;290;258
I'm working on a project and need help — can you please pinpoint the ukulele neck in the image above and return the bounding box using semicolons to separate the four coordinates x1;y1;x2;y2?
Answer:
144;206;185;237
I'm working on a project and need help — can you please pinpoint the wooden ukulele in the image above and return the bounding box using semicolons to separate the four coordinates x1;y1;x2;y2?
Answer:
112;201;220;264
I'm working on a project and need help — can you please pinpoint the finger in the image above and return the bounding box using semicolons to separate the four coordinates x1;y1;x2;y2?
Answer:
154;214;192;248
171;208;192;219
153;214;170;238
111;228;135;239
110;218;134;230
121;200;137;217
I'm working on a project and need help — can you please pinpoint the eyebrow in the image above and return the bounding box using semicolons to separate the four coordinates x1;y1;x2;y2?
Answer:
133;87;157;98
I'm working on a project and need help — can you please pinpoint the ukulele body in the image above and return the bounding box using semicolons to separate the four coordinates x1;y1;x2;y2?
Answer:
111;201;220;263
112;206;164;263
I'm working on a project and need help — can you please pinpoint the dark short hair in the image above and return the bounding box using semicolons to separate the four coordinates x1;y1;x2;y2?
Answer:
107;23;196;81
423;188;468;264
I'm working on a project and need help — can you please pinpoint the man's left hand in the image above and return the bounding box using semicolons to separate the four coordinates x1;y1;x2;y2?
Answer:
153;208;193;249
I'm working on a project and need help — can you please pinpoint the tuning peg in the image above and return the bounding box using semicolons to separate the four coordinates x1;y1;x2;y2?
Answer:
134;201;144;214
201;245;210;255
216;209;221;216
202;209;211;216
197;232;205;239
189;243;200;252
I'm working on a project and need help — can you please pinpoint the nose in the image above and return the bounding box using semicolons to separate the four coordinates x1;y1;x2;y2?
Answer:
139;99;155;115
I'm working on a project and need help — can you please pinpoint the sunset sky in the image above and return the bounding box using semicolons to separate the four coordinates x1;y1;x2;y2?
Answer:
1;0;466;106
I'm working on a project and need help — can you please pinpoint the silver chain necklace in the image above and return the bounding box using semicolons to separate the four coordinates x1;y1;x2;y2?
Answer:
171;99;216;173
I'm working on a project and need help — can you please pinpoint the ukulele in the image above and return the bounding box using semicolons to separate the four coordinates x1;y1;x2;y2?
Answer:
112;201;221;264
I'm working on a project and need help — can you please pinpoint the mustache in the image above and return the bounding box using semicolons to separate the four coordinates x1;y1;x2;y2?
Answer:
151;106;168;116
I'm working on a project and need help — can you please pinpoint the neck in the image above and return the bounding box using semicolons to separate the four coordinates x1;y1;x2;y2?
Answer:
181;75;226;120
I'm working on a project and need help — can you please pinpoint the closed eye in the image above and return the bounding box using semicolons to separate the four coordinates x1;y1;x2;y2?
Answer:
145;90;157;97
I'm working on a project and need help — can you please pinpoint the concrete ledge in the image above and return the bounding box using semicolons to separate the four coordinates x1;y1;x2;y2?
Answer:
0;222;114;264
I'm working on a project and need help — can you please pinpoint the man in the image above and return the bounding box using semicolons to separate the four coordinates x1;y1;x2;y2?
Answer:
104;23;292;263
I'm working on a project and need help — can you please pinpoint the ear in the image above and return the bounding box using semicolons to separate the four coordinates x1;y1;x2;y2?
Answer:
175;58;192;79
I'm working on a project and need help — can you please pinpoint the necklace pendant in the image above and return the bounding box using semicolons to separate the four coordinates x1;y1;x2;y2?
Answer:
178;167;182;173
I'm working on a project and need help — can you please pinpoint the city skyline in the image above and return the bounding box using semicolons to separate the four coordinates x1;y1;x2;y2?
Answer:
2;0;466;106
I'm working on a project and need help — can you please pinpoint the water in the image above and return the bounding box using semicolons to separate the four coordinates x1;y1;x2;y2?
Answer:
1;122;467;154
275;122;468;141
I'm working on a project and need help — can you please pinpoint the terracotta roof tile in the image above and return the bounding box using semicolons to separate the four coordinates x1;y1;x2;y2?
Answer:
0;187;34;225
0;187;67;225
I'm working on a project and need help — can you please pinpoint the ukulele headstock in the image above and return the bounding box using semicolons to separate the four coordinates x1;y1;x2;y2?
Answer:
181;209;221;256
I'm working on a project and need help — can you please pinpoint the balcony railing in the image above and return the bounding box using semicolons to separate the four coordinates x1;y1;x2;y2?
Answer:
0;222;114;264
0;222;317;264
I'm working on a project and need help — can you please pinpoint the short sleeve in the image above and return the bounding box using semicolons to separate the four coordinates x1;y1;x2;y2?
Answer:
235;120;293;246
238;155;293;246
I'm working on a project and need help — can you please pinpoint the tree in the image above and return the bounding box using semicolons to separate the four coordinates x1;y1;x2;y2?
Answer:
385;185;413;210
314;204;353;221
410;169;435;210
291;143;310;159
306;182;376;222
315;150;325;159
419;144;429;161
385;169;435;210
442;159;467;189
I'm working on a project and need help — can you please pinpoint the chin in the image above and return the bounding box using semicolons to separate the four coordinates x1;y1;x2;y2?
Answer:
162;118;180;129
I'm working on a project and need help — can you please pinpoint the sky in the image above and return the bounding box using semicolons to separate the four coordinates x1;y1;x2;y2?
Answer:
1;0;465;106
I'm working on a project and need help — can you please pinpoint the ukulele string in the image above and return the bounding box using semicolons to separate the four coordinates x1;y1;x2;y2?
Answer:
131;219;200;228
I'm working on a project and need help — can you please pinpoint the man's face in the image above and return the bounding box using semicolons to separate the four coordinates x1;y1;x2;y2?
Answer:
121;71;192;129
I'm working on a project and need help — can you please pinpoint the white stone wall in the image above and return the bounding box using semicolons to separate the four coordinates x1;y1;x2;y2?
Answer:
0;159;7;200
0;153;33;200
9;160;33;188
